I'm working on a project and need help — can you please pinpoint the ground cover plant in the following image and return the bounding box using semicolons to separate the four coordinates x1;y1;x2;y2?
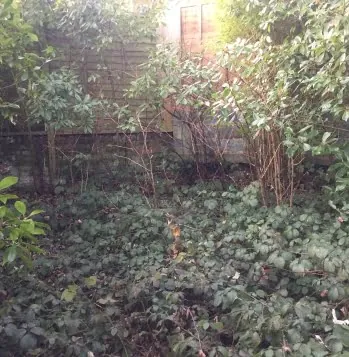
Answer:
1;178;349;356
2;0;349;356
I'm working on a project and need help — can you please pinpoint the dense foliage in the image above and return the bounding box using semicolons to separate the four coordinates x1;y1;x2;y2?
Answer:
213;0;349;206
215;0;260;44
0;0;46;122
0;176;47;267
1;180;349;356
0;0;163;190
123;45;239;178
28;69;104;134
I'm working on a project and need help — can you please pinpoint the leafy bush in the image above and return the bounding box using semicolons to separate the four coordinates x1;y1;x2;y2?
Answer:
0;0;46;122
209;0;349;206
1;182;349;355
28;68;104;133
122;45;238;179
0;176;47;267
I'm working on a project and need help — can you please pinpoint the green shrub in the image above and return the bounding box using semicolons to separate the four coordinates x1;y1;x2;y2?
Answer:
0;176;47;267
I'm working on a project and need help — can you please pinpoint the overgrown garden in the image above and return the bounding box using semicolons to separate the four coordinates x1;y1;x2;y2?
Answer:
2;0;349;356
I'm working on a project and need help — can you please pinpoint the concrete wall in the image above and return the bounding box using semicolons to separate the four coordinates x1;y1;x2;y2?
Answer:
172;117;247;163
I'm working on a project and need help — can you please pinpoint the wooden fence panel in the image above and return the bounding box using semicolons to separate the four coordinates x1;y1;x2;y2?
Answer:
180;2;216;53
48;35;167;134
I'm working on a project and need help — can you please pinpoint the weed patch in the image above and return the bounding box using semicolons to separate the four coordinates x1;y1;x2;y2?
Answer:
1;183;349;356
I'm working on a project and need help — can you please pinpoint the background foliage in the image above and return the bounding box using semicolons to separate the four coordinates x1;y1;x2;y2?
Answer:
214;0;260;44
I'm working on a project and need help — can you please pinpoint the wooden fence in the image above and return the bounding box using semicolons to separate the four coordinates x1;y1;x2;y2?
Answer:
47;33;171;134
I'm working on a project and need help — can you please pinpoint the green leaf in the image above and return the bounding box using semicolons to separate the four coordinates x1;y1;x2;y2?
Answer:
20;72;28;81
28;33;38;42
322;132;331;144
330;340;343;353
203;322;210;330
175;252;186;263
265;350;274;357
20;333;37;351
3;0;13;10
0;176;18;191
303;143;311;151
4;323;19;338
204;199;218;210
32;228;45;235
61;285;77;302
30;327;45;336
28;209;44;218
0;206;7;218
328;287;339;301
84;276;97;288
14;201;26;215
111;327;118;336
0;193;18;204
343;111;349;121
3;246;17;264
273;256;285;269
211;321;224;331
334;325;349;347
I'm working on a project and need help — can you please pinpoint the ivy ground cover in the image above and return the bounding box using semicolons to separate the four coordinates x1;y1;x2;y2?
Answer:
1;182;349;356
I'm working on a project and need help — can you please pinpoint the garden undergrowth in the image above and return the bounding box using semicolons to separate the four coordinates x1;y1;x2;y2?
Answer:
1;181;349;356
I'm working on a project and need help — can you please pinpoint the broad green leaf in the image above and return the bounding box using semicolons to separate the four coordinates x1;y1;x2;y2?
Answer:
33;228;45;235
61;285;77;302
27;244;44;254
14;201;26;215
0;176;18;191
273;256;285;269
203;321;210;330
303;143;311;151
0;206;7;218
20;333;37;351
174;252;186;263
334;325;349;347
4;323;19;338
28;33;38;42
3;246;17;264
30;327;45;336
9;230;19;241
328;287;339;301
28;209;44;217
0;193;17;204
329;340;343;353
84;276;97;288
20;220;35;234
265;349;274;357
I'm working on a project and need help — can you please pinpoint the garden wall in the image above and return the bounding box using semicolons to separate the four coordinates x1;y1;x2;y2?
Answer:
0;132;172;190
